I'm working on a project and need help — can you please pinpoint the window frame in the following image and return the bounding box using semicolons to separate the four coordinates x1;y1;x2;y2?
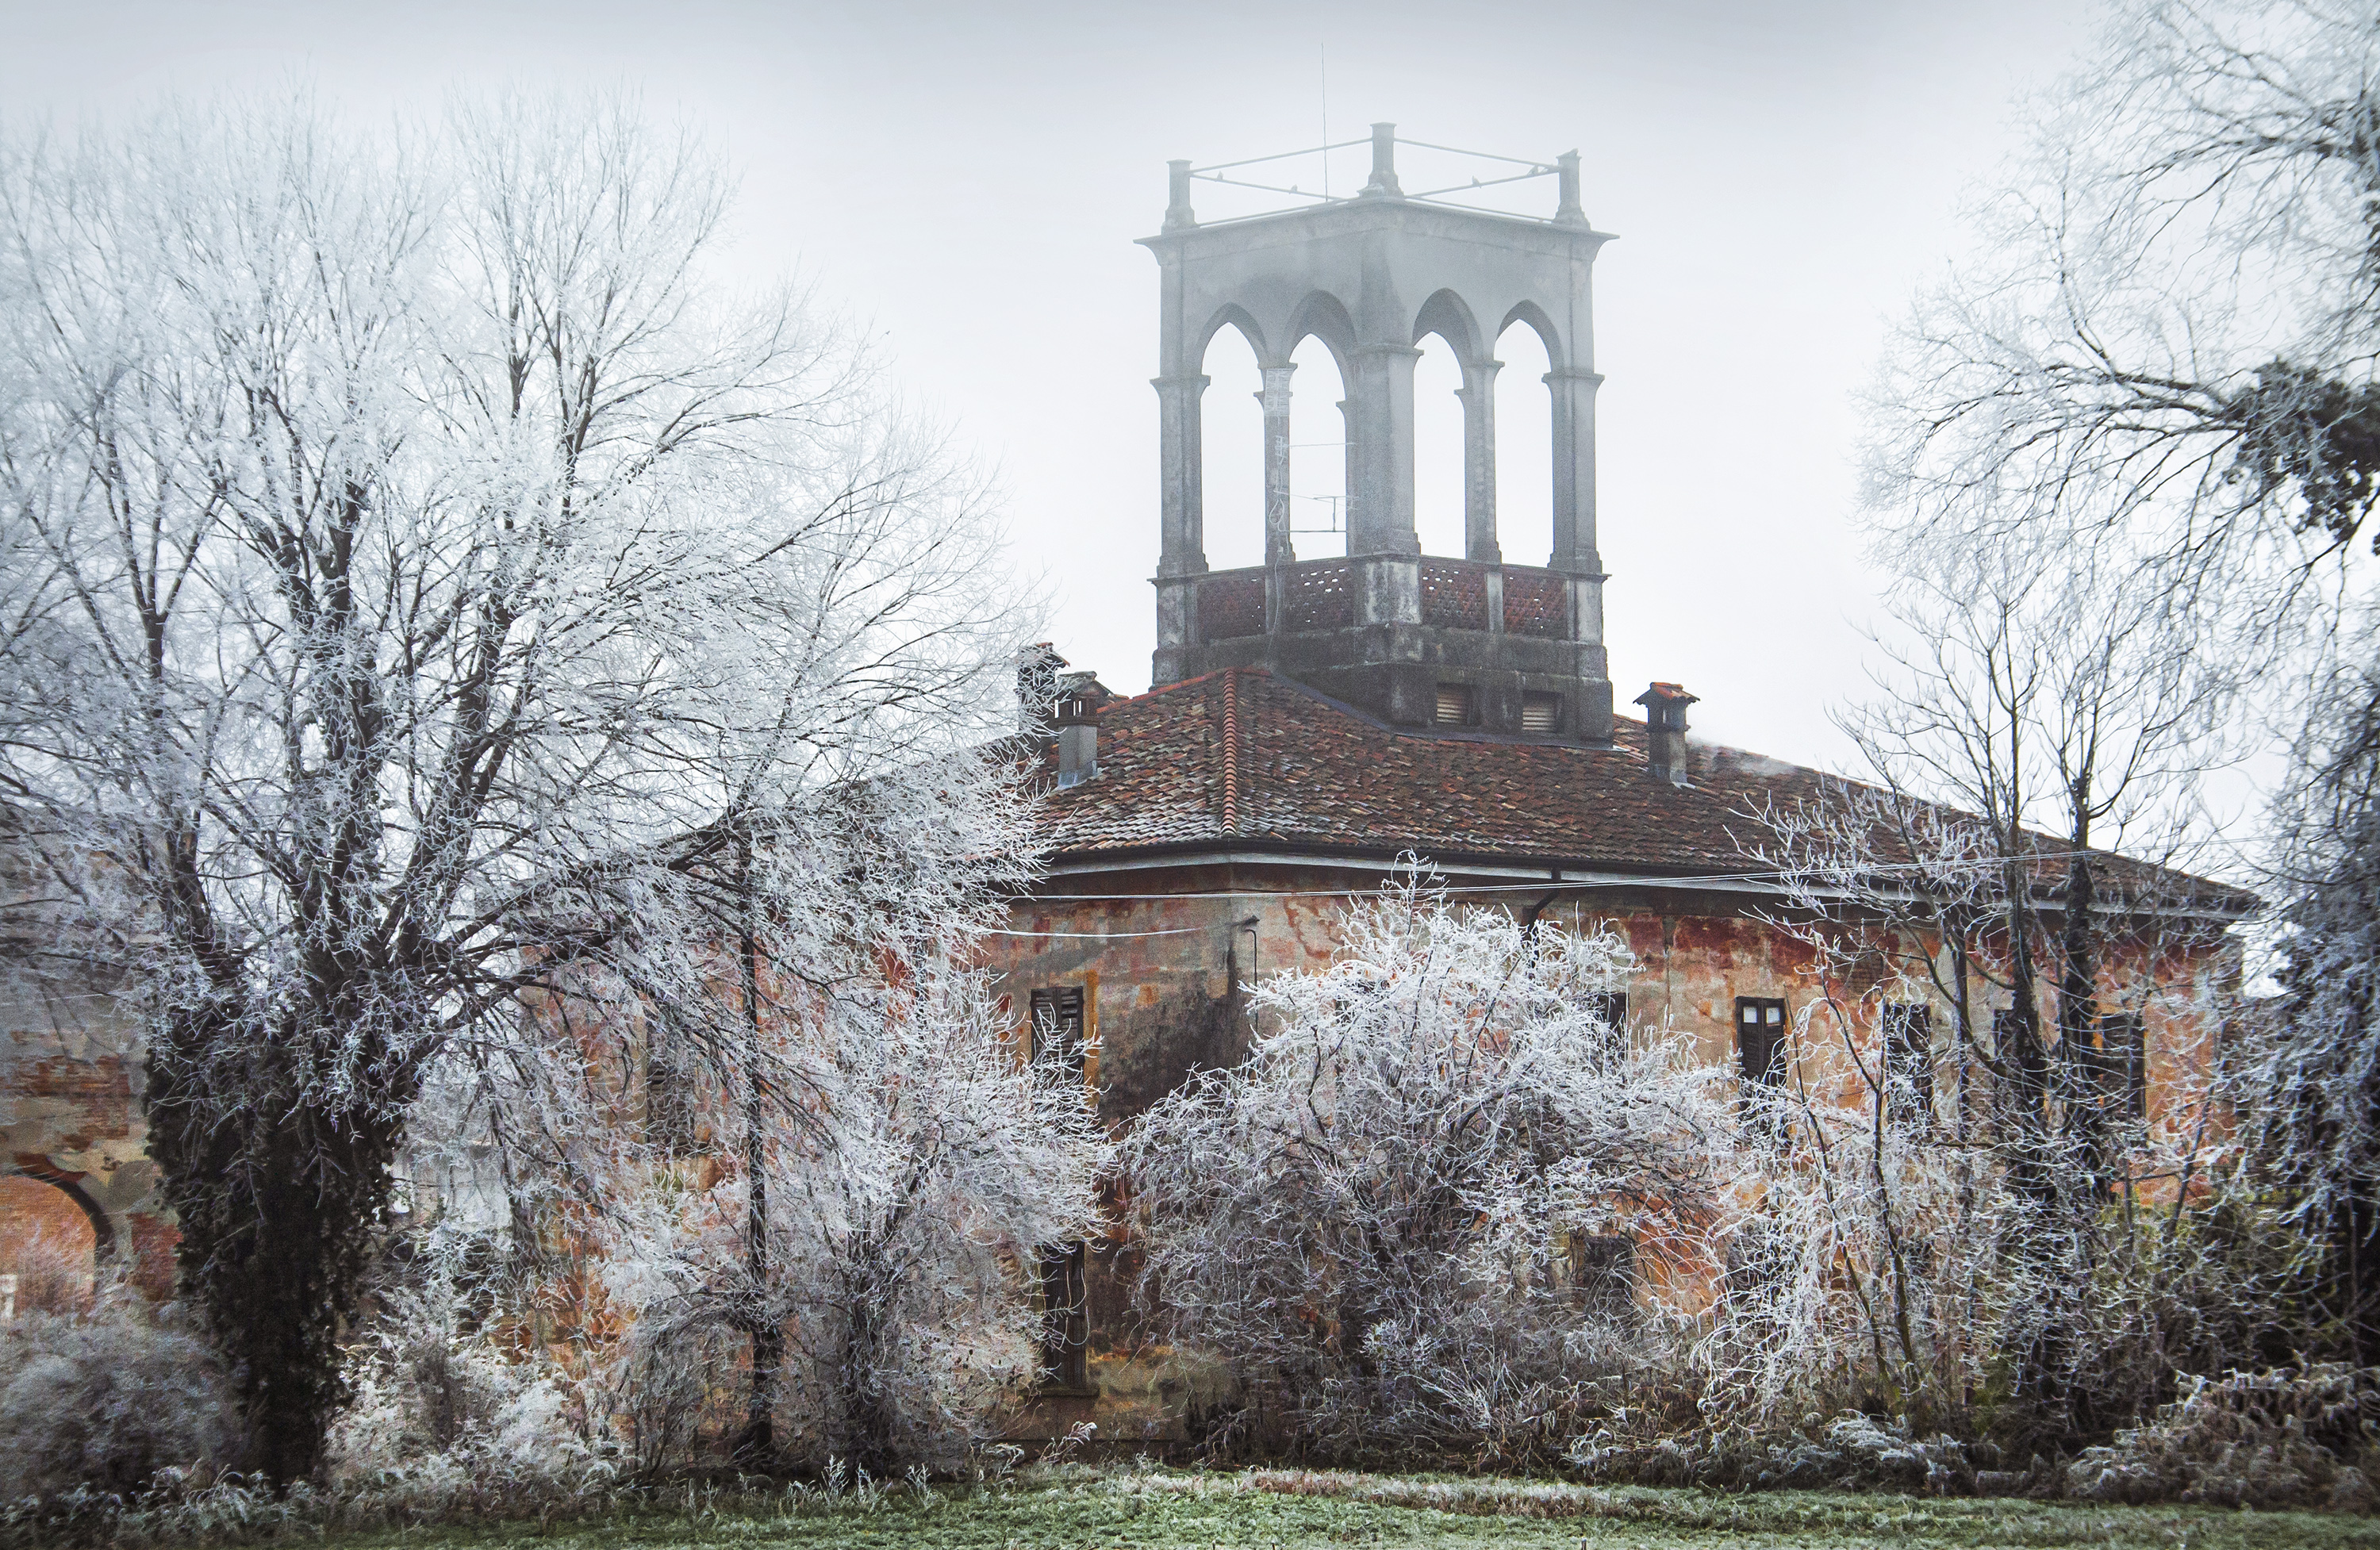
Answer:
1735;997;1789;1090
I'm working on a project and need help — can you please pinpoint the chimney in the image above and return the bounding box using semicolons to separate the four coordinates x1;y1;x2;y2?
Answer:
1054;669;1107;788
1632;682;1698;788
1016;643;1066;735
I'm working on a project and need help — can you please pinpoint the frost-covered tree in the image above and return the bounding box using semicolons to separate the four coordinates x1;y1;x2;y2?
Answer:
0;94;1035;1480
1744;551;2255;1441
1126;876;1733;1466
2249;639;2380;1361
1867;0;2380;1381
468;957;1112;1477
1869;0;2380;626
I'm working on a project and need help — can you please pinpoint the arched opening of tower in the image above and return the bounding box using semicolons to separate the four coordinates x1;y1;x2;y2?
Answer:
1198;322;1266;571
1287;336;1347;561
1412;332;1465;558
0;1175;99;1317
1495;319;1555;569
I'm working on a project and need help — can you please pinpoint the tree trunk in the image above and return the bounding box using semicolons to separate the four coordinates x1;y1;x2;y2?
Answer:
734;832;781;1469
145;1003;405;1484
2058;834;2106;1187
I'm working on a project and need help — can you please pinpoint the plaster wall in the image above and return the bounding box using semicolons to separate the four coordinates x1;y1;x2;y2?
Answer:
979;865;2232;1443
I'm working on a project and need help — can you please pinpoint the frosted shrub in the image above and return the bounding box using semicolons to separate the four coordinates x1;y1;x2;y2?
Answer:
0;1225;95;1318
1127;875;1735;1466
323;1258;608;1510
0;1299;243;1499
2066;1365;2380;1508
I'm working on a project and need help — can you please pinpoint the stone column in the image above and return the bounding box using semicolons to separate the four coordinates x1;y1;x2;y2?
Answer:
1155;371;1210;578
1545;364;1603;576
1457;358;1502;563
1151;365;1209;688
1339;397;1357;543
1346;342;1421;558
1258;363;1296;567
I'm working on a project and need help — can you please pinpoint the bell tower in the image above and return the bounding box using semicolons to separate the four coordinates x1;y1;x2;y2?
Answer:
1144;125;1614;740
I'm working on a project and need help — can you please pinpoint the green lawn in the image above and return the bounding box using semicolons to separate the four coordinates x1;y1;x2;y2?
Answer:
324;1469;2380;1550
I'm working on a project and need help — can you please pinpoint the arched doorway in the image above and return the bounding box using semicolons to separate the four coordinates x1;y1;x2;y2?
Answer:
0;1174;101;1317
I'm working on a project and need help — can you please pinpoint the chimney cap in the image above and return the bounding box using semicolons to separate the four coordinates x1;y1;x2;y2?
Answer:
1054;669;1112;724
1632;681;1698;708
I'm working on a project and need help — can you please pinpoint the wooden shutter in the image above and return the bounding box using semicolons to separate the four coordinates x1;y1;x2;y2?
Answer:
1028;986;1087;1080
2100;1012;2148;1120
1883;1003;1933;1130
1737;998;1787;1088
1434;683;1473;726
1035;1241;1090;1391
1521;691;1560;735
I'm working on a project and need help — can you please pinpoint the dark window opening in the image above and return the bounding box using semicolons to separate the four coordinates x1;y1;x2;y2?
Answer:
1521;690;1562;735
1737;997;1790;1140
1029;986;1088;1086
1989;1005;2030;1130
645;1025;702;1156
1035;1241;1091;1392
2057;1020;2117;1115
1736;997;1787;1089
1564;1231;1637;1316
1883;1003;1933;1131
1028;986;1094;1392
1435;682;1476;727
1587;991;1629;1068
2100;1012;2148;1121
1724;1219;1790;1306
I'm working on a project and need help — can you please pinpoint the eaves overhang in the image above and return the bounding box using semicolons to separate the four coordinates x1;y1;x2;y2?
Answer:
1028;837;2261;925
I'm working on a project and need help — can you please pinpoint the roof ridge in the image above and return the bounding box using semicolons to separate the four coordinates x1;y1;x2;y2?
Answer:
1126;665;1277;707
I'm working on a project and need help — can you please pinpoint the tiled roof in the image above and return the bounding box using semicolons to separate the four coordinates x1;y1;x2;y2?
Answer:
1029;668;2250;911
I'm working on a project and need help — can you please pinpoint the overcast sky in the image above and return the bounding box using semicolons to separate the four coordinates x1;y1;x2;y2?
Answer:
3;0;2097;774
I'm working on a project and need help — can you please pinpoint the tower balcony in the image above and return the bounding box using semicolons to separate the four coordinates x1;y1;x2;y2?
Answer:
1155;554;1613;741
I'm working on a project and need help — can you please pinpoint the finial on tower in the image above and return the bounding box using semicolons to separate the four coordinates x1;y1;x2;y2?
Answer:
1556;151;1586;225
1165;159;1196;231
1359;123;1403;198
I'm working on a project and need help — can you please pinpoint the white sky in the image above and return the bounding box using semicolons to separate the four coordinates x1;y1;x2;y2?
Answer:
2;0;2098;777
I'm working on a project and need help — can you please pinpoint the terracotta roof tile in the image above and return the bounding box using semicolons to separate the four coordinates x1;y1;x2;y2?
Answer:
1028;669;2250;911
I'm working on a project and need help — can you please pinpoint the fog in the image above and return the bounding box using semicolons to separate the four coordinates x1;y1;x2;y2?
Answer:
2;0;2094;773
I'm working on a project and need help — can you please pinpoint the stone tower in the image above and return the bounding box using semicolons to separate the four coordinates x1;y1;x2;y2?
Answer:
1145;125;1614;740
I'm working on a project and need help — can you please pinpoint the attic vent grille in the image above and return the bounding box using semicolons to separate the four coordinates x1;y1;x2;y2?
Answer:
1522;692;1560;735
1435;683;1474;727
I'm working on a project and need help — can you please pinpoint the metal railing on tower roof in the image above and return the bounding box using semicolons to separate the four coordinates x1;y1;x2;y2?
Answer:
1165;124;1590;232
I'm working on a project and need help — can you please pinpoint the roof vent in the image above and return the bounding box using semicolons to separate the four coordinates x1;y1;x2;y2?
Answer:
1632;682;1698;788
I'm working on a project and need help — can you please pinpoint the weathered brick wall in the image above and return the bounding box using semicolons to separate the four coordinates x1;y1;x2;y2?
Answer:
0;984;176;1302
980;867;2235;1442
